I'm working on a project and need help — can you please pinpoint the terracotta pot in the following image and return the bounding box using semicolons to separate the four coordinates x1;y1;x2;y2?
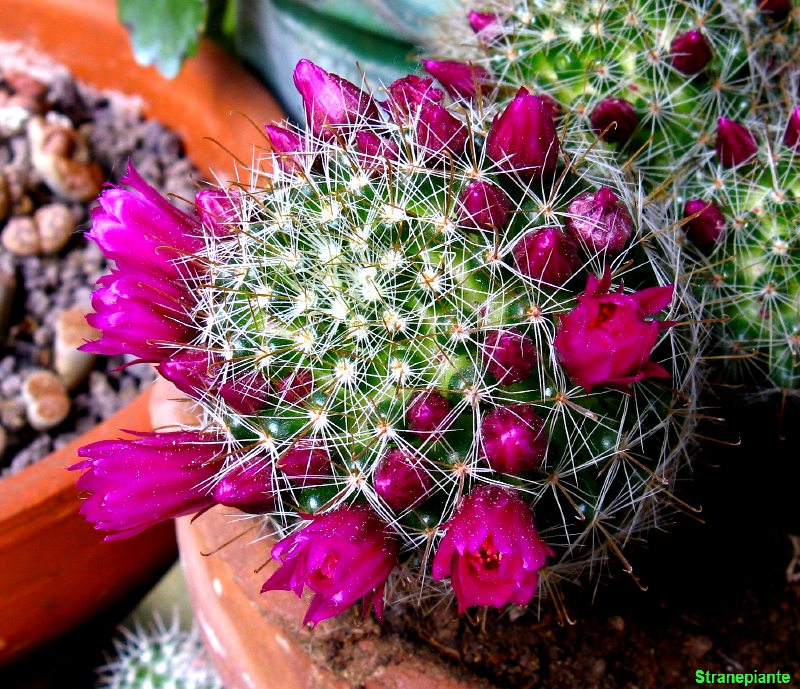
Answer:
0;0;283;665
178;508;490;689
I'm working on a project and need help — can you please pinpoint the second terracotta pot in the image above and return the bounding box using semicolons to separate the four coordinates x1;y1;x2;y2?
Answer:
178;508;491;689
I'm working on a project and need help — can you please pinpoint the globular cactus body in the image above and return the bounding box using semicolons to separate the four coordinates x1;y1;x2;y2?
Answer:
189;69;702;609
431;0;756;184
679;115;800;391
74;63;703;621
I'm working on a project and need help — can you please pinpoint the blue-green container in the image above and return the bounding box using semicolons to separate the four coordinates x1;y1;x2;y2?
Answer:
235;0;456;122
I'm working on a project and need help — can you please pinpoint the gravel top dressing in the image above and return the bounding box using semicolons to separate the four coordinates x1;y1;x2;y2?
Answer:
0;42;198;475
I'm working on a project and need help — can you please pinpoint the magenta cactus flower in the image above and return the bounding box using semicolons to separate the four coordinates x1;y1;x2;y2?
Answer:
81;269;194;362
432;485;552;613
261;505;398;626
566;187;633;255
457;180;512;231
590;97;638;144
70;431;220;540
482;329;537;385
374;448;433;511
86;162;201;279
407;390;452;440
683;199;726;247
486;87;559;179
716;117;758;168
784;106;800;150
422;59;491;99
415;101;470;156
293;59;380;137
670;30;713;74
554;271;674;392
480;404;548;474
512;227;580;285
277;444;332;487
157;349;270;415
213;463;275;514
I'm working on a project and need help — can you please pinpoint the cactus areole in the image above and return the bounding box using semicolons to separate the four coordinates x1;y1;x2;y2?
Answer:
73;60;700;624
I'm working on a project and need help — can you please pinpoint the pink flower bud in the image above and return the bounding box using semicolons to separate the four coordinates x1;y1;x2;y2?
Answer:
566;187;633;255
512;227;580;285
486;87;559;179
214;463;275;514
590;97;637;144
261;505;398;626
683;199;726;247
457;180;512;231
482;329;537;385
385;74;443;121
195;188;236;237
266;124;306;174
757;0;791;19
716;117;757;168
422;60;492;100
432;485;552;612
71;431;220;540
670;30;713;74
157;349;270;415
278;444;332;487
277;368;314;404
468;10;501;36
356;130;399;173
292;59;380;138
407;390;452;440
554;270;674;392
416;102;470;157
374;448;432;511
480;404;548;474
783;105;800;150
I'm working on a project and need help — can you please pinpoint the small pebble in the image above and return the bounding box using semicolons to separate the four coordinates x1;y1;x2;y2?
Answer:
28;116;103;202
2;216;39;255
34;203;74;254
21;370;70;431
608;616;625;632
54;306;99;389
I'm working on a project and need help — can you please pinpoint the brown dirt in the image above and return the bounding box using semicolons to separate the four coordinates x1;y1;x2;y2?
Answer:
369;396;800;689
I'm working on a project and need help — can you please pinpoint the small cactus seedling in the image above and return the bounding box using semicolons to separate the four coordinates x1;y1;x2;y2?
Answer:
429;0;760;185
678;107;800;392
97;616;222;689
73;61;703;622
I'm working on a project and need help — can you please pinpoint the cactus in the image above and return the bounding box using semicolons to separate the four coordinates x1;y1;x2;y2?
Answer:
677;108;799;392
429;0;760;185
74;63;703;621
97;617;222;689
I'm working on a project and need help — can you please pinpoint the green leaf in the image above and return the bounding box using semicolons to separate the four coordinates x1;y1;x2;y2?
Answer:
118;0;209;78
